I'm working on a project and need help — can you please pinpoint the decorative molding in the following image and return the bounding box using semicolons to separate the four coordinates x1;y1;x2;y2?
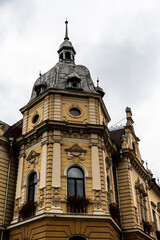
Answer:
64;162;89;177
26;150;40;164
38;188;46;209
93;190;105;214
24;168;40;186
13;198;21;219
51;187;63;213
135;179;148;197
65;143;86;160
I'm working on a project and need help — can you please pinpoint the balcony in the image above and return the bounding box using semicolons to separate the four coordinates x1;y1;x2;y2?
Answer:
67;196;91;213
18;201;37;220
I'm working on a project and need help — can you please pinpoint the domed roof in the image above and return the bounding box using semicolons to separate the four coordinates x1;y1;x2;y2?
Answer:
30;62;98;101
30;21;104;101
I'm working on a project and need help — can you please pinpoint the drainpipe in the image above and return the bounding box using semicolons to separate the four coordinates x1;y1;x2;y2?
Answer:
1;137;14;240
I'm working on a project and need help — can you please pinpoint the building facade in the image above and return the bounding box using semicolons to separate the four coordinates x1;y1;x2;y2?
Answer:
0;21;160;240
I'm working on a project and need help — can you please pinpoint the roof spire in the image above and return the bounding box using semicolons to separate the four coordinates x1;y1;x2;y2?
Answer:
64;19;69;40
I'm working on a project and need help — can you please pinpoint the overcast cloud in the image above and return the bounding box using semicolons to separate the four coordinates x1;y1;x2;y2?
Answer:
0;0;160;179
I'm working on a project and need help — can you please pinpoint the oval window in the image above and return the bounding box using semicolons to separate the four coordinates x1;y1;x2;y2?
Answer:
69;108;81;117
32;114;39;124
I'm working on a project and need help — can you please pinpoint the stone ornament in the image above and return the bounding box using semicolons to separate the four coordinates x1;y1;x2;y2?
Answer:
26;150;40;164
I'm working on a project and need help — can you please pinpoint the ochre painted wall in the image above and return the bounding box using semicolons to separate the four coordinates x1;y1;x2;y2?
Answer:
9;218;120;240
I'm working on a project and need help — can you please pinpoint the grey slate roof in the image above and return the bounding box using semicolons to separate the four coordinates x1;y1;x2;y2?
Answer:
30;62;98;101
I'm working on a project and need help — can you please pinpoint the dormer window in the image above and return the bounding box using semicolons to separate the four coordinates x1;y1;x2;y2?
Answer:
68;78;80;88
34;83;46;97
66;73;82;90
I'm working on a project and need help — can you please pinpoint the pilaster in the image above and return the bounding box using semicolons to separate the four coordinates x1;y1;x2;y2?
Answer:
22;111;28;134
117;156;136;229
54;95;61;120
89;99;96;124
51;130;62;212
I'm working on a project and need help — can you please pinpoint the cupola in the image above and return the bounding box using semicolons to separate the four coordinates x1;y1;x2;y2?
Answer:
57;20;76;63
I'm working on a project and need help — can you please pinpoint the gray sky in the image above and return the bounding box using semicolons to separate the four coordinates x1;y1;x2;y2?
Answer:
0;0;160;179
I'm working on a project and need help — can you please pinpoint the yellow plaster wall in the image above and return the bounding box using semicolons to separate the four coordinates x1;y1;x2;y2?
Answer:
61;140;93;211
117;158;136;229
149;190;160;230
131;169;151;224
9;218;120;240
62;96;89;123
22;145;42;203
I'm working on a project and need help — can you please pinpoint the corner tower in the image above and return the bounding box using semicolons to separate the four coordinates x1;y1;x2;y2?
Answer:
9;22;120;240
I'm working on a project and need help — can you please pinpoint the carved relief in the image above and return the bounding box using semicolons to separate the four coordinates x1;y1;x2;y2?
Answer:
135;179;147;197
26;150;40;164
25;134;42;149
52;187;61;208
13;198;21;219
93;189;103;211
121;135;128;149
39;188;46;209
62;131;89;139
65;143;87;164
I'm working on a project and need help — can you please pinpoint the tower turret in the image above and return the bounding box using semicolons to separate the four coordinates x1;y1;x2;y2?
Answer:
57;20;76;63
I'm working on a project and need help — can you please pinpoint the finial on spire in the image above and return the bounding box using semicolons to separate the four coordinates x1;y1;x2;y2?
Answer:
146;161;148;170
64;19;69;40
39;70;42;77
97;77;99;87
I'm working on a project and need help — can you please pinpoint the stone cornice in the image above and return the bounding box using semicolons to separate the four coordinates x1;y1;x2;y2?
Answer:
20;88;111;123
125;125;140;142
16;120;115;152
122;149;152;181
123;227;155;240
8;212;121;233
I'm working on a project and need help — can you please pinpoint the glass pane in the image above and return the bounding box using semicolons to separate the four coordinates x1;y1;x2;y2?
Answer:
68;167;83;178
29;172;37;185
68;179;75;196
34;173;37;183
34;184;37;201
28;172;37;202
69;108;81;116
28;185;34;201
77;180;84;196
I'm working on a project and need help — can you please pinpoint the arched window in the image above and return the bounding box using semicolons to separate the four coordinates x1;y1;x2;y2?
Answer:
28;172;37;202
67;167;84;197
69;236;86;240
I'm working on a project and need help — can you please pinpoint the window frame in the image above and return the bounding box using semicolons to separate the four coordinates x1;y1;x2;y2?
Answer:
27;172;37;202
67;166;85;197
